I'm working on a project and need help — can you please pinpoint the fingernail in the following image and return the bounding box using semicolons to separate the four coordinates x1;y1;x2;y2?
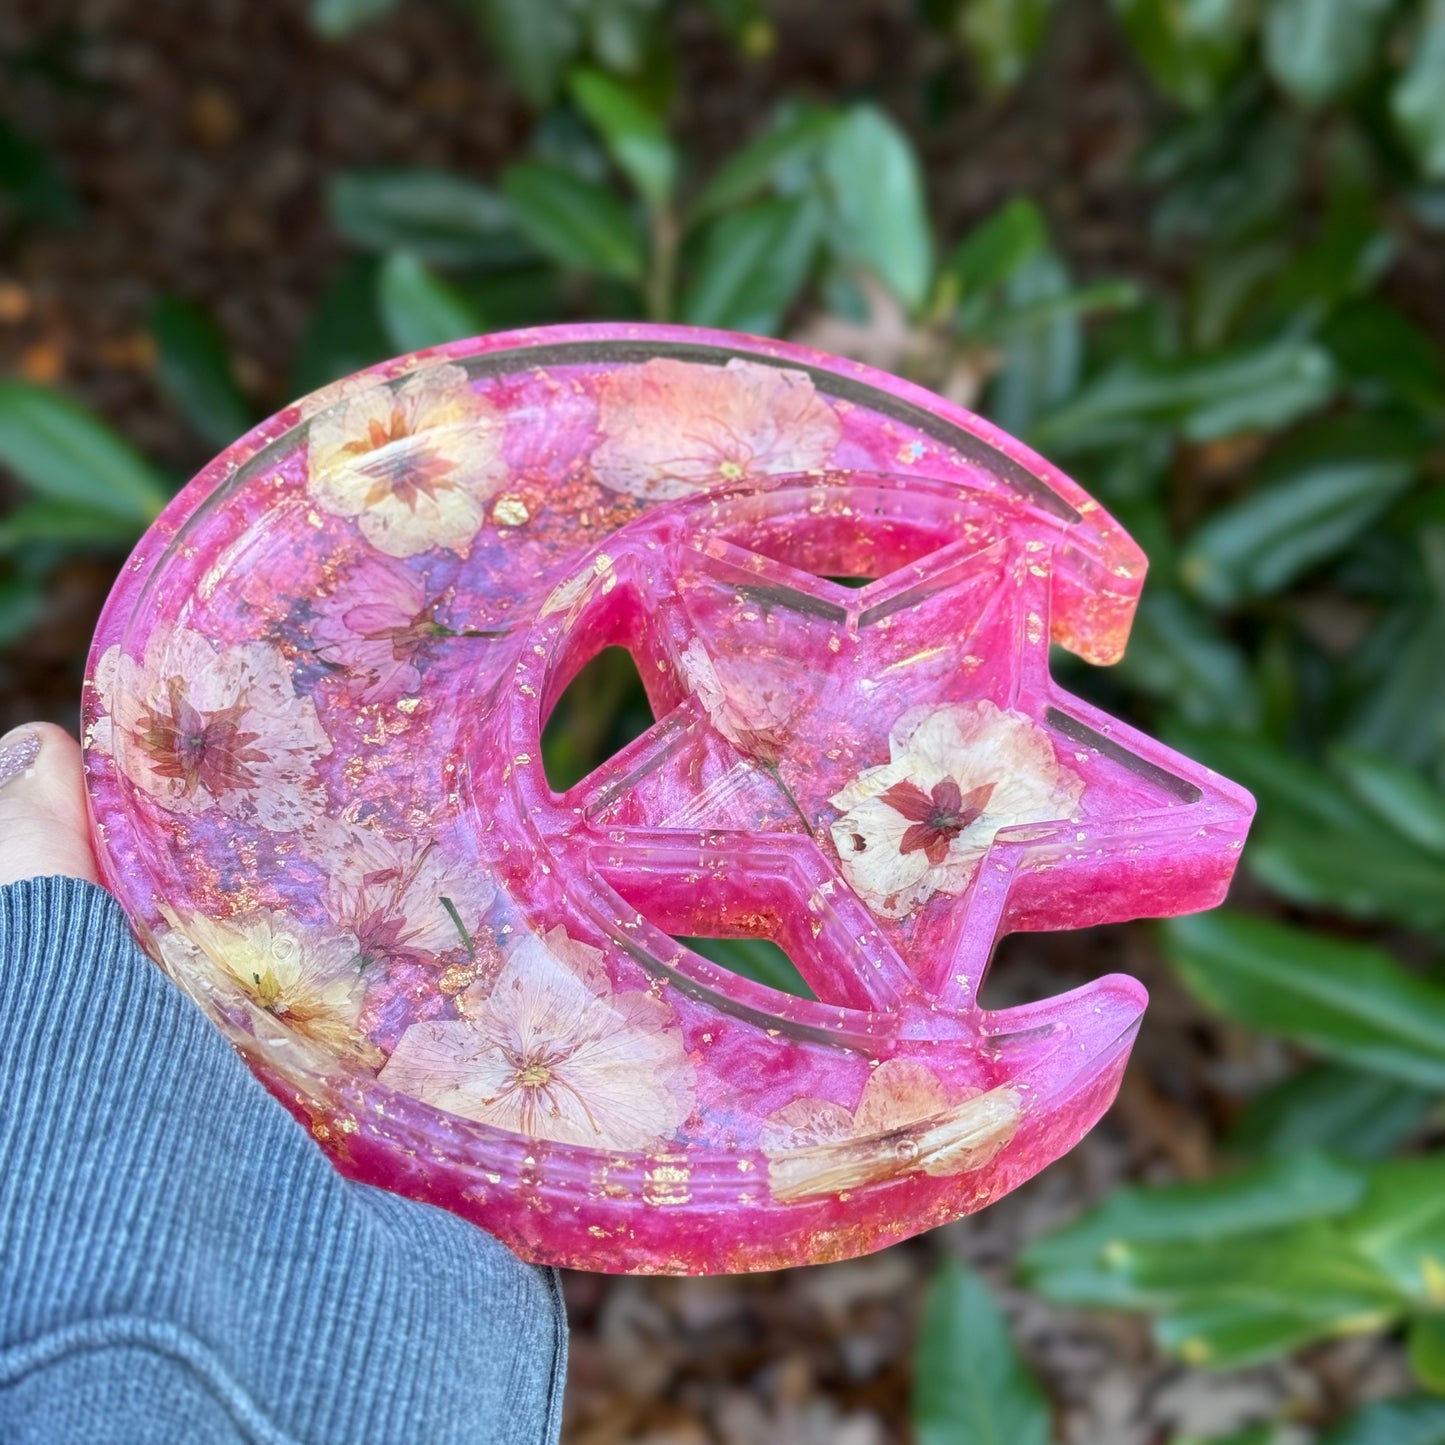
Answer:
0;729;41;789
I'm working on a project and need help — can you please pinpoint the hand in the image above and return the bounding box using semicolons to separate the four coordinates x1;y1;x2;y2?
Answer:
0;723;100;886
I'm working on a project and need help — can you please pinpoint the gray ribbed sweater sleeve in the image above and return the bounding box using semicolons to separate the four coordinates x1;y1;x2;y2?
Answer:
0;876;567;1445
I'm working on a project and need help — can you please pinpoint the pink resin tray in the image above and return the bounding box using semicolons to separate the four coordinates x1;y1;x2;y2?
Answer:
83;324;1253;1274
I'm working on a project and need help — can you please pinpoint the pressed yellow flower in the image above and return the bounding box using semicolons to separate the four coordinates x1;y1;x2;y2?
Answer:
761;1058;1020;1204
307;362;507;558
160;908;380;1068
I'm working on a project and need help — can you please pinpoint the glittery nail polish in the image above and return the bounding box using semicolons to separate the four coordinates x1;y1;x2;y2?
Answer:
0;730;40;788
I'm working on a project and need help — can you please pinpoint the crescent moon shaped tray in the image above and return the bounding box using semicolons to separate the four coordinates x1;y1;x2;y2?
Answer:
83;323;1254;1275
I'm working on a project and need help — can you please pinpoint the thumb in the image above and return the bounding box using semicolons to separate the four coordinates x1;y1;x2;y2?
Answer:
0;724;100;887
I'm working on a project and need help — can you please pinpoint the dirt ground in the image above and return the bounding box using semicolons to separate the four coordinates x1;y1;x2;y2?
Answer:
0;2;1413;1440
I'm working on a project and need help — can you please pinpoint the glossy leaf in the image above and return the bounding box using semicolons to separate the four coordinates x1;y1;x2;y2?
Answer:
1263;0;1390;108
500;161;644;280
1034;340;1335;447
329;169;531;269
0;498;146;552
947;197;1048;302
1179;416;1416;607
376;251;485;354
1019;1150;1367;1307
1228;1064;1432;1162
680;195;819;334
151;295;252;450
1349;1158;1445;1302
1331;747;1445;858
0;120;79;227
1111;588;1261;730
1322;1396;1445;1445
460;0;580;106
690;106;837;219
1163;912;1445;1089
569;68;676;209
681;937;814;999
1111;0;1250;111
958;0;1058;93
1324;302;1445;416
914;1258;1051;1445
0;577;45;649
988;252;1081;438
1411;1315;1445;1394
0;382;168;524
1394;1;1445;180
821;105;934;313
309;0;397;38
1129;1224;1399;1366
291;258;392;396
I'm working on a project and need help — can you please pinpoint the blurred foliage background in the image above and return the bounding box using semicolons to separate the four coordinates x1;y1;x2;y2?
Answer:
6;0;1445;1440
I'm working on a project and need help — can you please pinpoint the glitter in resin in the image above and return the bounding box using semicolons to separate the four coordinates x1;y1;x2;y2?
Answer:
83;325;1254;1274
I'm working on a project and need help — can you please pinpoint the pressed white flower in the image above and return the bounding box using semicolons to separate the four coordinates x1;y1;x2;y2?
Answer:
761;1058;1020;1204
160;908;379;1067
380;925;695;1151
307;362;507;558
592;357;840;500
93;625;331;832
830;700;1084;919
316;821;494;969
677;639;797;761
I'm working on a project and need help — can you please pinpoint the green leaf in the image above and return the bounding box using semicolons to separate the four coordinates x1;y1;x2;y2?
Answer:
913;1258;1051;1445
1349;1158;1445;1302
1174;1429;1290;1445
1034;340;1335;447
821;105;934;313
329;169;532;268
1112;589;1261;730
1229;1064;1432;1162
0;120;79;227
690;106;838;220
150;296;252;450
1412;1315;1445;1393
1111;0;1251;110
1020;1150;1367;1307
1163;911;1445;1090
459;0;581;106
0;497;145;552
1321;1395;1445;1445
1331;747;1445;858
309;0;398;38
0;383;168;524
1263;0;1391;108
569;68;676;210
1394;1;1445;180
948;197;1048;302
988;251;1082;438
291;258;392;396
958;0;1058;92
376;251;485;354
681;937;814;999
1179;416;1416;607
1129;1223;1400;1366
1324;301;1445;416
0;576;46;649
500;161;644;280
680;195;819;334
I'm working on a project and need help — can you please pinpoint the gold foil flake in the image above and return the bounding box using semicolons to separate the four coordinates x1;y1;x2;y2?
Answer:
494;496;531;527
396;696;421;714
643;1159;693;1207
